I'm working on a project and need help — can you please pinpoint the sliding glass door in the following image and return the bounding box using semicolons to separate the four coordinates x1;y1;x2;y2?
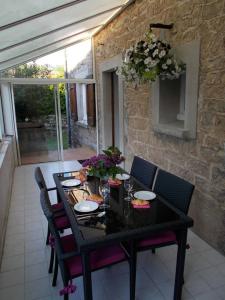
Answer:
13;84;61;164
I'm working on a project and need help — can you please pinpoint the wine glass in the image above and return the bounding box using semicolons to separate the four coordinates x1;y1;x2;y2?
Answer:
124;178;134;201
80;168;88;189
99;182;110;209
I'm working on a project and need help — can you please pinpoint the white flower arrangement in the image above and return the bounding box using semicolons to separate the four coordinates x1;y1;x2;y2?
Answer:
118;30;185;84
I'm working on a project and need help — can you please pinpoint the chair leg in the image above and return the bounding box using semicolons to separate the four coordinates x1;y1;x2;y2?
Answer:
48;247;54;273
64;294;69;300
46;225;50;245
52;256;58;286
151;248;156;254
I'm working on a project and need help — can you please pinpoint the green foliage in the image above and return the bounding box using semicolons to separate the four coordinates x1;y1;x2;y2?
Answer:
4;62;52;78
10;62;66;121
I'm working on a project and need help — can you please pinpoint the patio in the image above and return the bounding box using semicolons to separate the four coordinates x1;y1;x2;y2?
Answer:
1;161;225;300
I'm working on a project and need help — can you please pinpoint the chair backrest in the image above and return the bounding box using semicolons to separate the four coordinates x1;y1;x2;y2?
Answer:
130;156;157;189
39;188;54;217
39;188;71;283
34;167;47;190
153;169;194;214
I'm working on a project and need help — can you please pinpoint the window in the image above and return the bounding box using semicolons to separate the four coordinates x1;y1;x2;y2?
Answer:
76;83;88;125
69;83;95;127
152;39;200;139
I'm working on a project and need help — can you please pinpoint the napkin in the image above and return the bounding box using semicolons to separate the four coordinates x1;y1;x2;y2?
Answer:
132;203;150;209
131;199;150;209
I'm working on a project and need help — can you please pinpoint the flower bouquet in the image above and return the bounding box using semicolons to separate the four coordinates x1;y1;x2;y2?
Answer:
82;146;125;180
82;146;125;196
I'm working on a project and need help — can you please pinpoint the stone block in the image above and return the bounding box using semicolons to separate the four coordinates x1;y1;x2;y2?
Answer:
186;158;210;179
202;0;224;20
168;162;195;183
211;166;225;189
128;117;149;131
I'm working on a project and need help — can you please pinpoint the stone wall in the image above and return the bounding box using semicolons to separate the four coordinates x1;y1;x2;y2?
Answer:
67;41;97;149
70;121;97;150
94;0;225;253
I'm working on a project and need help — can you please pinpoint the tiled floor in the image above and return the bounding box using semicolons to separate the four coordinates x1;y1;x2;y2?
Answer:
21;146;96;165
1;161;225;300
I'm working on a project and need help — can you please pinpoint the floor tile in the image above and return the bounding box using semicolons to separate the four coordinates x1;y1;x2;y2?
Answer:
0;254;25;272
201;249;225;266
197;266;225;289
0;268;24;289
0;284;25;300
25;249;47;267
25;277;52;300
194;290;223;300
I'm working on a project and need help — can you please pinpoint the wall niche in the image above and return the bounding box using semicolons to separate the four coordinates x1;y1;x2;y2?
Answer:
152;39;200;139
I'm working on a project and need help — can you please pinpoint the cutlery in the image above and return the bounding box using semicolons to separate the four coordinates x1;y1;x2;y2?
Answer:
76;211;105;221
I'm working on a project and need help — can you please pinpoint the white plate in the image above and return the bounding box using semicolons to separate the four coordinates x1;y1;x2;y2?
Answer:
62;179;81;187
74;201;99;213
116;173;130;180
134;191;156;201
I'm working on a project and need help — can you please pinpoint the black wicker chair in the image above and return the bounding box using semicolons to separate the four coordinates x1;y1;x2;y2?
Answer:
136;169;194;263
40;188;135;300
34;167;67;245
130;156;157;189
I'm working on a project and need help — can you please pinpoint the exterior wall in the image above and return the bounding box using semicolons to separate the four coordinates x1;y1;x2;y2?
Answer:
0;137;15;262
70;121;97;150
94;0;225;253
66;40;97;150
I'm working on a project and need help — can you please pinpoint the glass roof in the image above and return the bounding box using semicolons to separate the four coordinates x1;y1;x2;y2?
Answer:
0;0;133;71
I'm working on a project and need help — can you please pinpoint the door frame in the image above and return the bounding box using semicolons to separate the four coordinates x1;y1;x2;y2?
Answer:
11;83;62;165
99;54;124;155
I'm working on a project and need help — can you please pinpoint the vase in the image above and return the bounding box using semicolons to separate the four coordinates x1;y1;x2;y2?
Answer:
86;177;100;195
86;176;109;195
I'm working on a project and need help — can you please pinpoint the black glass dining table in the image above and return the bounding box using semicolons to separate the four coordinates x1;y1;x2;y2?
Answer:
53;170;193;300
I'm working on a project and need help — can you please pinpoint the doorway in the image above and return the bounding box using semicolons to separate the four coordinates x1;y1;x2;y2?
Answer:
13;84;62;164
100;54;124;153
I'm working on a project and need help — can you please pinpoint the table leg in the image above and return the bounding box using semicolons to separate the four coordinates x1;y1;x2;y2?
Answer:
82;253;93;300
129;241;137;300
174;229;188;300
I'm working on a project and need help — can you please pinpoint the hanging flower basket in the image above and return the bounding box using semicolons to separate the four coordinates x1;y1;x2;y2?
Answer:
118;30;185;85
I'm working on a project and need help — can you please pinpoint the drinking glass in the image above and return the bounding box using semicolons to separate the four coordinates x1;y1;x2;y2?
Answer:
99;182;110;209
124;178;134;201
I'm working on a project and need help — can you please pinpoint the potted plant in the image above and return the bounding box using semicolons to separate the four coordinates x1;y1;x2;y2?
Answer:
118;29;185;85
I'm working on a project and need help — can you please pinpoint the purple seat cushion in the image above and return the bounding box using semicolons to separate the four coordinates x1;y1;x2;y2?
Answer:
138;230;177;248
52;202;64;211
54;215;70;230
61;234;126;277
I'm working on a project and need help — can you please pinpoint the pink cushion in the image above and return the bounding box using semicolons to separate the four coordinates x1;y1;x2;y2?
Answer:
60;234;126;277
52;202;64;211
54;216;70;230
138;230;177;248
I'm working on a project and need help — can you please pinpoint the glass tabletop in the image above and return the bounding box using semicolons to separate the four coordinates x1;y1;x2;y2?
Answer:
55;171;182;241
